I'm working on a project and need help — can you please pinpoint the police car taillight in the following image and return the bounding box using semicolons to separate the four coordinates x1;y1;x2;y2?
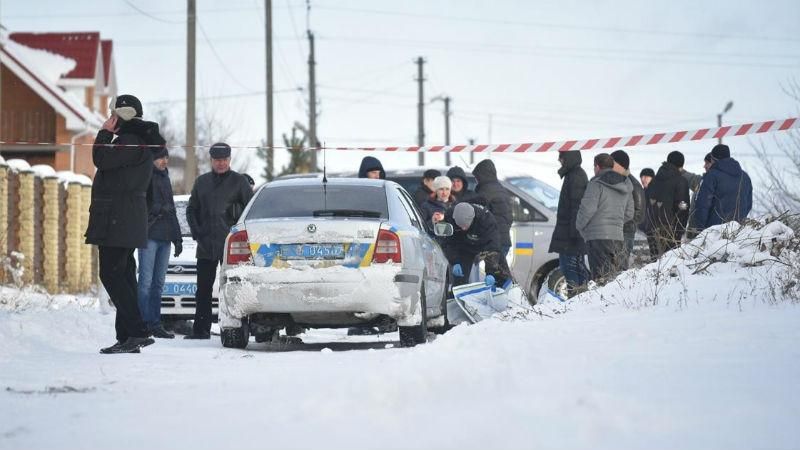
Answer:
226;230;252;265
372;229;402;263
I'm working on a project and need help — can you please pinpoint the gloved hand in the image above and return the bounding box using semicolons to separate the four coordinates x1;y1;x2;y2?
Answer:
484;274;496;287
173;240;183;257
452;263;463;277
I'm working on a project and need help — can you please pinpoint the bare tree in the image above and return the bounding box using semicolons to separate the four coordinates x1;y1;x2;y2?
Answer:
753;78;800;229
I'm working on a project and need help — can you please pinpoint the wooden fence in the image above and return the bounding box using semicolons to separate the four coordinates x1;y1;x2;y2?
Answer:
0;158;95;293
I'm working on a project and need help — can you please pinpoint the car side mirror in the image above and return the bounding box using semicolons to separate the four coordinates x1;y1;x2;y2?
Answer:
433;222;454;237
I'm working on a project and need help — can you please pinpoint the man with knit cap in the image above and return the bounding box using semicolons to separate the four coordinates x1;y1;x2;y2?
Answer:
610;150;644;268
138;147;183;339
185;143;254;339
639;168;655;189
693;144;752;232
576;153;634;283
87;94;164;354
447;202;512;287
643;151;691;257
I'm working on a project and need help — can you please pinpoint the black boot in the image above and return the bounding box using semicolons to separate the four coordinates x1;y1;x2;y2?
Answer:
100;341;136;354
99;337;153;354
150;325;175;339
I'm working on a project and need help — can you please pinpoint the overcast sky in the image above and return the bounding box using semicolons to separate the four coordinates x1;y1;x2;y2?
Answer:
3;0;799;187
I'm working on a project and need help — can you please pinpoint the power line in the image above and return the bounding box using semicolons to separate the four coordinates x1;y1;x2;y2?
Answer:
315;5;800;44
144;88;302;105
122;0;185;24
197;20;256;93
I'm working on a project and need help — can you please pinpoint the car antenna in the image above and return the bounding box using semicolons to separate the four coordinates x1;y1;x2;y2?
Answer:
321;141;328;211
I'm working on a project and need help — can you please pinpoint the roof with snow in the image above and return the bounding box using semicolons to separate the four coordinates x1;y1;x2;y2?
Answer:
0;34;103;130
10;32;101;80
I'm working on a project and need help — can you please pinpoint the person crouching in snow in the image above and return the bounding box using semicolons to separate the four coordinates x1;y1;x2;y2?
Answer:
446;202;513;289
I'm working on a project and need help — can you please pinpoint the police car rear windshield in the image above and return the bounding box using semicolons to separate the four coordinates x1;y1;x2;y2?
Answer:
247;185;389;219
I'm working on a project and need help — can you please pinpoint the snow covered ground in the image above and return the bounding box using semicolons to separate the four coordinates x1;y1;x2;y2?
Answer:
1;220;799;450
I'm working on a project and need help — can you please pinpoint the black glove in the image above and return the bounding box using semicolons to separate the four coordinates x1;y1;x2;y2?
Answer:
173;240;183;257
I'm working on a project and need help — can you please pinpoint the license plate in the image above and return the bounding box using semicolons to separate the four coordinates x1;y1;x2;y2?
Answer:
280;244;345;260
162;282;198;296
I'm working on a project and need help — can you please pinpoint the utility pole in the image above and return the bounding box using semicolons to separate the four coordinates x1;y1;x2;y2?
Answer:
265;0;274;180
468;138;475;165
184;0;197;193
431;95;451;165
308;30;318;169
415;57;426;166
717;101;734;145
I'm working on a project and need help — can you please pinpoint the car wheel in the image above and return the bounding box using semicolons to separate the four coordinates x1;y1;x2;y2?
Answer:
220;318;250;349
399;284;428;347
541;267;568;301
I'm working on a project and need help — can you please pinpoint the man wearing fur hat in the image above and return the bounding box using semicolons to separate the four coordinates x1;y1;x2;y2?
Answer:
693;144;752;233
185;143;254;339
86;94;165;354
138;147;183;339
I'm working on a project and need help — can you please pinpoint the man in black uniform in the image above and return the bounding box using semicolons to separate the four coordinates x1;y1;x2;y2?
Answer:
185;143;254;339
447;202;512;288
86;94;163;354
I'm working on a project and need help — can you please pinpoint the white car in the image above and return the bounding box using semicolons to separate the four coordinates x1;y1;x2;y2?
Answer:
217;178;452;349
159;195;219;321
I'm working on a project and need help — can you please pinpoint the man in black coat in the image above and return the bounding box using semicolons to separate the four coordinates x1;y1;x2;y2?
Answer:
137;147;183;339
644;151;691;258
548;150;590;297
472;159;513;256
446;202;512;287
611;150;645;269
446;166;476;203
86;94;162;354
413;169;440;208
185;143;254;339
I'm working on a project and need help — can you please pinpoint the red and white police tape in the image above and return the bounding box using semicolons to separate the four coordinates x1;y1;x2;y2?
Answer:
329;117;798;153
0;117;797;152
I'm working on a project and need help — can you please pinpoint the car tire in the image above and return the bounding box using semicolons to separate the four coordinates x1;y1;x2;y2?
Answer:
220;319;250;349
399;284;428;347
542;267;568;301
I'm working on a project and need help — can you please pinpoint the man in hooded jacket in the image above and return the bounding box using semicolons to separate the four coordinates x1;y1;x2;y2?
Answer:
549;150;590;296
472;160;513;256
446;166;476;203
185;143;254;339
358;156;386;179
86;94;163;354
643;151;691;258
693;144;753;232
576;153;634;283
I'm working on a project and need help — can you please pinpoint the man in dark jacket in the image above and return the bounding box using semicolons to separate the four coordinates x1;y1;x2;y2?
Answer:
137;147;183;339
693;144;753;233
446;166;476;203
610;150;644;268
644;151;691;258
86;94;161;354
358;156;385;179
472;159;513;256
413;169;440;207
576;153;634;283
185;143;254;339
548;150;590;296
446;202;512;287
